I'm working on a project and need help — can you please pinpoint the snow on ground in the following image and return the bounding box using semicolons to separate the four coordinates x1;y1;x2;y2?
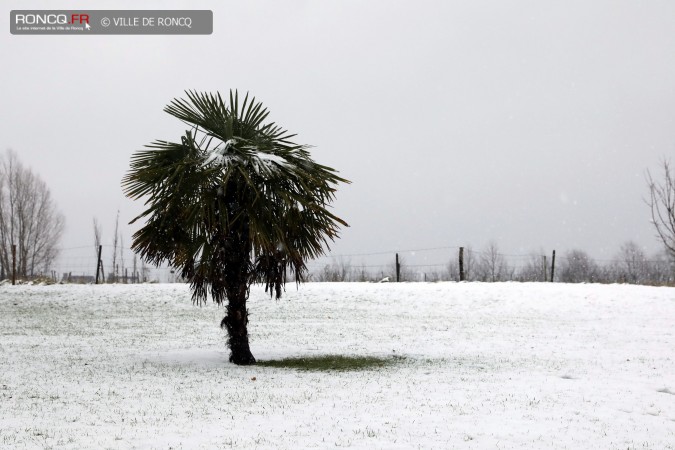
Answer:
0;282;673;449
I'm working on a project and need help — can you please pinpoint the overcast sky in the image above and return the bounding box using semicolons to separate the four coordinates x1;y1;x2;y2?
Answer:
2;0;674;275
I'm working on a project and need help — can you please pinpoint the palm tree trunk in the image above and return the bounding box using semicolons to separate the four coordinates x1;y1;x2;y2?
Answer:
211;194;257;365
219;219;255;365
222;283;255;365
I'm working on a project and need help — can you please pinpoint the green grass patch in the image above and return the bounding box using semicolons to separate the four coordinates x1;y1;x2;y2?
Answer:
257;354;401;371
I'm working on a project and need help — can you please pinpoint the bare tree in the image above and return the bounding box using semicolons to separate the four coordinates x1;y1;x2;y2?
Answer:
423;269;444;282
140;258;149;283
463;246;476;281
93;217;102;257
647;160;675;257
446;259;459;281
0;150;64;279
316;258;352;281
613;241;649;284
476;241;510;282
111;210;119;283
645;250;674;285
517;252;547;282
352;265;368;282
560;249;599;283
120;234;125;283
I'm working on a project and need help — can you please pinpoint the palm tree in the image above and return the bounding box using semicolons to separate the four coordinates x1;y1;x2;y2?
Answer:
122;91;349;365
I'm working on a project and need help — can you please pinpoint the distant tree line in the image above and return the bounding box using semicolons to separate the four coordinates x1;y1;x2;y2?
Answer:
312;240;675;286
316;159;675;286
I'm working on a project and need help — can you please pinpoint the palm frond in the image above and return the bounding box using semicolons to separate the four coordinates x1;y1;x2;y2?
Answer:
123;90;350;304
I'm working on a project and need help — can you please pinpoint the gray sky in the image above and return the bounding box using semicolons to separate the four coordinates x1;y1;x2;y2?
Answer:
2;0;674;275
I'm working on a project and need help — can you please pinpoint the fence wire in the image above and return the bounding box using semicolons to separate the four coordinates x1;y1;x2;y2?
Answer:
12;243;674;286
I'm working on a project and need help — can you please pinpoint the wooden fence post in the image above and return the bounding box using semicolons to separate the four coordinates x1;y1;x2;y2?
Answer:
395;253;400;282
459;247;465;281
11;244;16;285
542;255;547;282
550;250;556;282
95;245;102;284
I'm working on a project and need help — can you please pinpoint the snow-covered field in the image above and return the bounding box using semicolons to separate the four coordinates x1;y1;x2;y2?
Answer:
0;282;673;449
